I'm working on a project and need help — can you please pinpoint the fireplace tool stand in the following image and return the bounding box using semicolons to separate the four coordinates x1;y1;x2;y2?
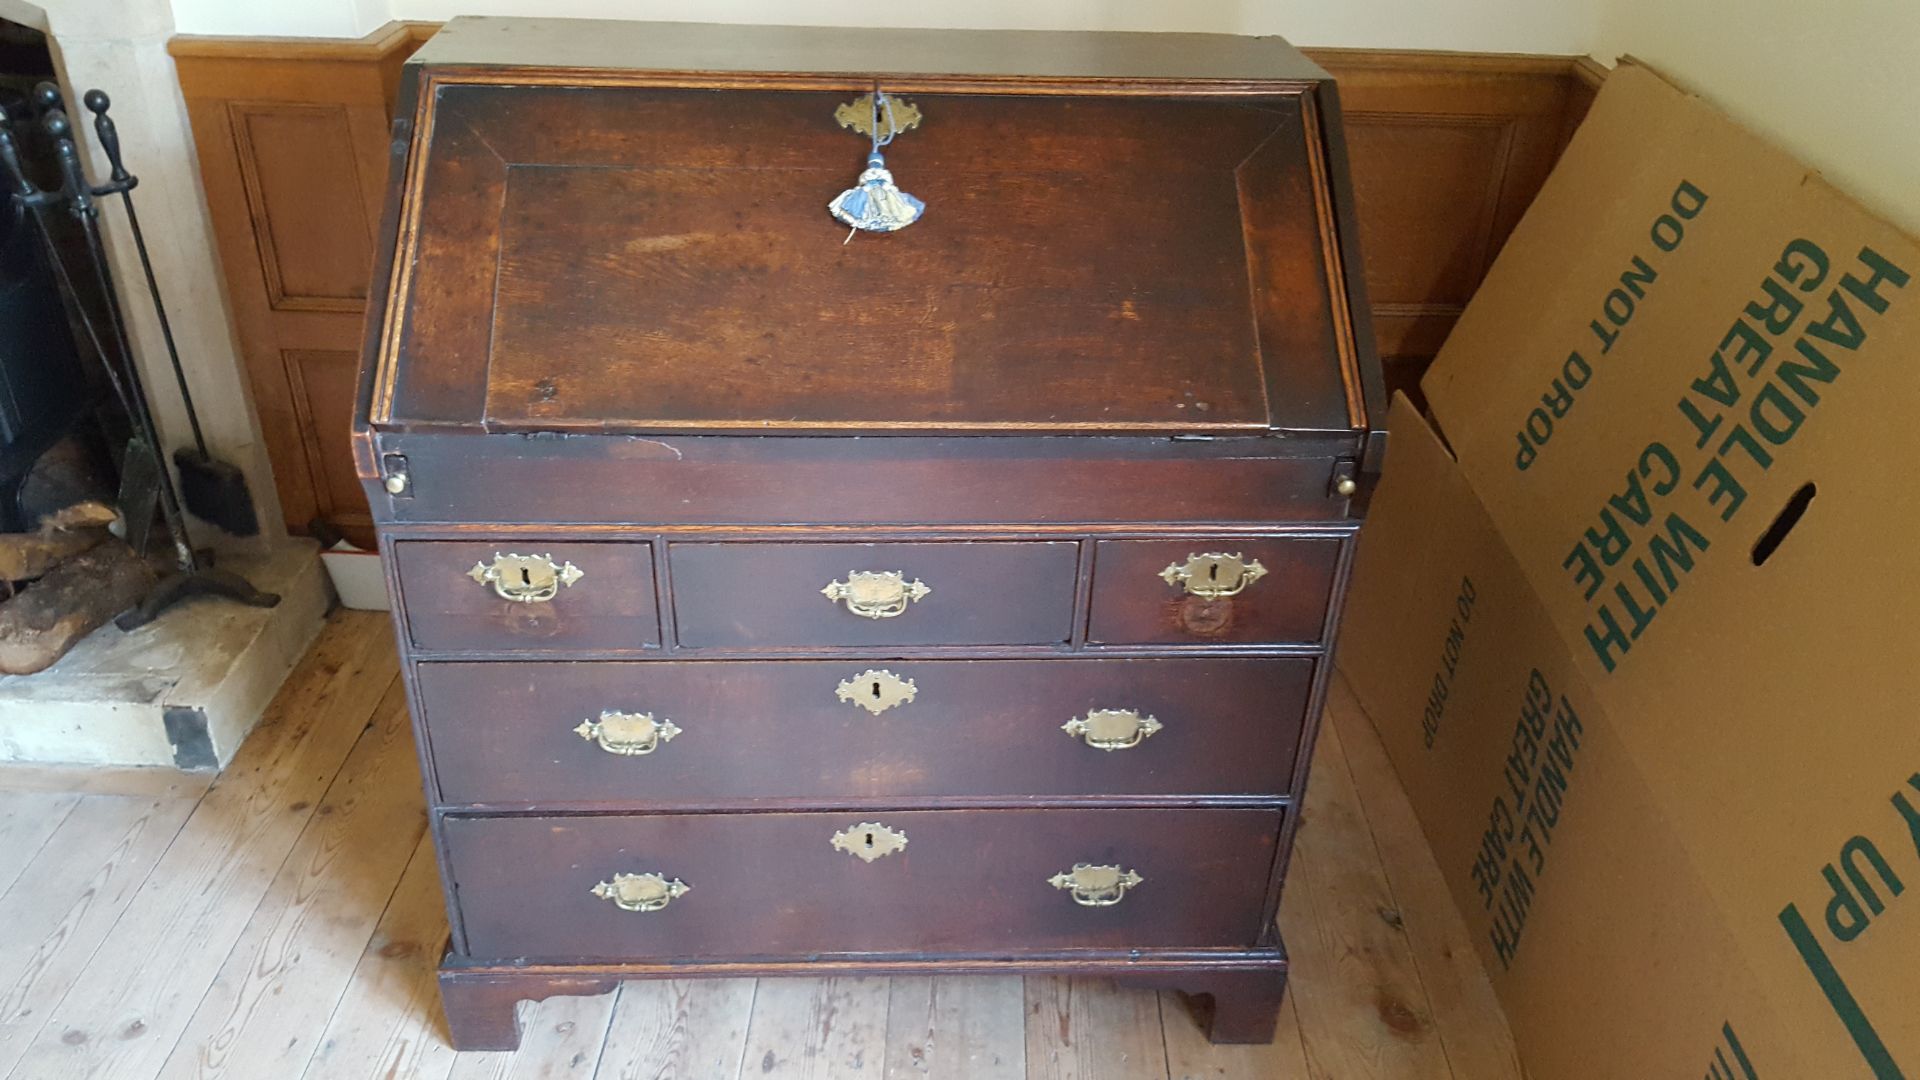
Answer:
0;84;278;629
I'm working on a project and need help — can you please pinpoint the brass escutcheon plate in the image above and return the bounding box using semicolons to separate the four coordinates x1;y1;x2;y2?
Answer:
1159;552;1267;599
822;570;931;619
834;93;922;142
1062;708;1163;751
835;669;917;715
468;552;583;603
590;871;689;912
831;821;908;862
1048;863;1144;907
574;710;681;756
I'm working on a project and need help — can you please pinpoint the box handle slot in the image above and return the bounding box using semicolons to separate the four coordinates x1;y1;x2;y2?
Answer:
1751;482;1816;566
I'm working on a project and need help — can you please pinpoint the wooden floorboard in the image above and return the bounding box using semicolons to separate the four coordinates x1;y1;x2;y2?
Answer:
1326;676;1526;1080
0;610;1517;1079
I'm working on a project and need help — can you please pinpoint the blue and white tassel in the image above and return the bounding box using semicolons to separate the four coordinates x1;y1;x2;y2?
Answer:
829;91;924;241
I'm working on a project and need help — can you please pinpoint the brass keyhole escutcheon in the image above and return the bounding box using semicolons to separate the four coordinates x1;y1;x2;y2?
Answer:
834;93;923;141
835;669;916;715
468;552;583;603
1159;552;1266;599
831;821;907;862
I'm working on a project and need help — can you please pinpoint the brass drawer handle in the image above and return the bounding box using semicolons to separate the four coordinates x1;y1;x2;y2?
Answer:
574;710;681;756
821;570;930;619
590;872;689;912
836;669;917;715
468;552;582;603
1159;552;1266;599
1061;708;1162;751
1049;863;1144;907
831;821;908;862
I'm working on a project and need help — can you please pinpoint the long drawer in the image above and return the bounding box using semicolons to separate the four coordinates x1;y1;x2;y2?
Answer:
417;657;1315;805
444;807;1282;960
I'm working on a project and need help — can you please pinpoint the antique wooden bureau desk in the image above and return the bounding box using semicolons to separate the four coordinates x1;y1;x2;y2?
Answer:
353;16;1385;1050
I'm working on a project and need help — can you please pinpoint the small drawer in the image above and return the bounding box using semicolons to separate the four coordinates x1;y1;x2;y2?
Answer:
670;541;1077;648
393;540;659;652
1088;539;1340;645
445;807;1281;960
416;657;1314;805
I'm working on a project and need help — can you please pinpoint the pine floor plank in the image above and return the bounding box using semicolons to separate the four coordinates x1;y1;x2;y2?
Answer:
0;765;212;800
592;978;756;1080
1326;677;1525;1080
1022;978;1167;1080
742;976;893;1078
1158;988;1311;1080
4;612;399;1080
0;794;197;1075
301;834;460;1080
0;792;82;901
1280;719;1453;1080
154;678;424;1080
445;993;619;1080
882;975;1024;1079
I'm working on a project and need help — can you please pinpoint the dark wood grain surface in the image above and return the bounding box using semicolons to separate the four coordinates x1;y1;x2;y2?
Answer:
443;807;1282;960
409;17;1329;82
374;433;1353;527
671;541;1079;647
474;89;1303;433
374;76;1365;439
393;540;660;651
416;657;1314;805
1088;538;1341;645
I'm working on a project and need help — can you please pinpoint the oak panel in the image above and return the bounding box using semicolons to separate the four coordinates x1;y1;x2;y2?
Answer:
230;103;374;309
282;348;369;534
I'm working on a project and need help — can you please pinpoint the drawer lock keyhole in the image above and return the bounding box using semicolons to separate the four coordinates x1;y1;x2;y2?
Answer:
835;669;917;715
1159;552;1267;599
831;821;907;862
468;552;583;604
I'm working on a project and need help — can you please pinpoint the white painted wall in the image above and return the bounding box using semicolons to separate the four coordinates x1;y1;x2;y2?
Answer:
1593;0;1920;235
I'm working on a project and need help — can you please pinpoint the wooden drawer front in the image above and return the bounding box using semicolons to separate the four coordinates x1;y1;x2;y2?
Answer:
445;808;1281;960
394;541;659;652
670;542;1077;648
1088;539;1340;645
418;657;1313;805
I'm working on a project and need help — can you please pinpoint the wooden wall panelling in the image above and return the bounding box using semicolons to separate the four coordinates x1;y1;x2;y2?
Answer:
170;26;1599;539
171;23;434;546
1304;49;1598;405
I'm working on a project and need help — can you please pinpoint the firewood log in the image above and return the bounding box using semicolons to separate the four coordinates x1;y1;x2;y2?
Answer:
0;542;154;675
0;500;121;582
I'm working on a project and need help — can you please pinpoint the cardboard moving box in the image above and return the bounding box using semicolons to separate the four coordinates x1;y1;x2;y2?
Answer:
1338;61;1919;1080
